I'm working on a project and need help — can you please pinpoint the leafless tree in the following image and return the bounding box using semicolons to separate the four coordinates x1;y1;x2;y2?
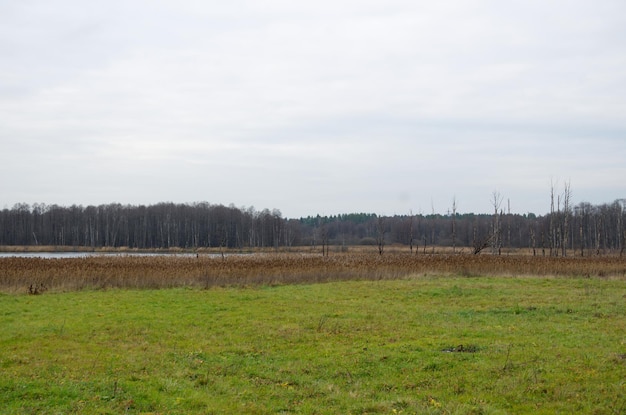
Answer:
320;225;329;257
506;199;512;251
617;199;626;258
376;216;386;255
549;180;557;256
409;210;415;253
561;181;572;256
452;197;457;253
577;203;586;256
3;197;626;255
491;191;503;255
430;200;436;254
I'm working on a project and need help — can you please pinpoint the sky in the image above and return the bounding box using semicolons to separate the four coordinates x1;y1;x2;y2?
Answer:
1;1;625;218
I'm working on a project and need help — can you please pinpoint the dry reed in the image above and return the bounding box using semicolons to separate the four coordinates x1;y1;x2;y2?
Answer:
1;252;625;294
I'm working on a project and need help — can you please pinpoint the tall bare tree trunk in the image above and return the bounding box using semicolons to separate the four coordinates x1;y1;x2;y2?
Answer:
452;197;457;253
491;191;503;255
376;216;385;256
562;181;571;257
409;210;414;254
579;206;584;257
549;180;556;256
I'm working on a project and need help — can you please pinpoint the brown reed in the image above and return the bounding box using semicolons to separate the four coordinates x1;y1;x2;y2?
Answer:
1;252;625;294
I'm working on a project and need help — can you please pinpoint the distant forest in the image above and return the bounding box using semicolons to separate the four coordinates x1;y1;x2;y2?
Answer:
1;197;625;256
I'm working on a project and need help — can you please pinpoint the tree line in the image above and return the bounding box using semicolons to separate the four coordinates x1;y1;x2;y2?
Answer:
1;198;624;255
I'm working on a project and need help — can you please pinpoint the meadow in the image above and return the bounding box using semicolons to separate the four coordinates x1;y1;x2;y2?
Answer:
1;252;625;414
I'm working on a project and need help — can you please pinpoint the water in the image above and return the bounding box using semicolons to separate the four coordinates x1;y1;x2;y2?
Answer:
0;252;200;259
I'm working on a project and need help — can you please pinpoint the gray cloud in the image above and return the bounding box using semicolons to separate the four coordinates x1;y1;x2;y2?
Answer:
2;0;625;217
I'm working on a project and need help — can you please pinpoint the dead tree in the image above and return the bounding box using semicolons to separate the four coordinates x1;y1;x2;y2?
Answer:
491;191;503;255
409;210;414;254
376;216;386;255
549;180;556;256
474;233;495;255
451;197;457;253
320;225;329;257
561;181;572;257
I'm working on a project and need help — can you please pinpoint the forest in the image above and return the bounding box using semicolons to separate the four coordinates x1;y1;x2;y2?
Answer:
1;196;625;256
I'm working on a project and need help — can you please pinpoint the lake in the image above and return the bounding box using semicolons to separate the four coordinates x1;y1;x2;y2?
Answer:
0;252;200;259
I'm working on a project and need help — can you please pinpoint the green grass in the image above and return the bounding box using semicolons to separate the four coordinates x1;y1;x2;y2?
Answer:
1;276;625;414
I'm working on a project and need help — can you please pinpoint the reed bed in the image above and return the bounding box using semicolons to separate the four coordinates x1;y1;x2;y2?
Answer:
1;252;625;294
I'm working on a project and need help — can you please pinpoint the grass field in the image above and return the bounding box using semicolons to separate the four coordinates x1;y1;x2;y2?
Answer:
1;268;625;413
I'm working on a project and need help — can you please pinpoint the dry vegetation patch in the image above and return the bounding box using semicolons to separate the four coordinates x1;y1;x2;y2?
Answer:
1;253;625;293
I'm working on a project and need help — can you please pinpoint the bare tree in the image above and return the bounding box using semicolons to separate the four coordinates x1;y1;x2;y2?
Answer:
320;225;329;257
6;196;626;254
473;232;494;255
617;199;626;258
451;197;457;253
562;181;572;256
376;216;386;256
549;179;556;256
430;200;436;254
578;203;585;257
595;211;602;255
409;210;415;253
491;191;503;255
506;198;512;251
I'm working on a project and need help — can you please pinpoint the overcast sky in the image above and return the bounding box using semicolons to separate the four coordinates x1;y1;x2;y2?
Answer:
2;1;625;218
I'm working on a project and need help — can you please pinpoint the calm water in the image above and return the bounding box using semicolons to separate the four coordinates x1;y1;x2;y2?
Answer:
0;252;200;259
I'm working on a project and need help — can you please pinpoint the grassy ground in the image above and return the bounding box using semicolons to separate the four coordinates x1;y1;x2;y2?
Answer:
1;275;625;414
